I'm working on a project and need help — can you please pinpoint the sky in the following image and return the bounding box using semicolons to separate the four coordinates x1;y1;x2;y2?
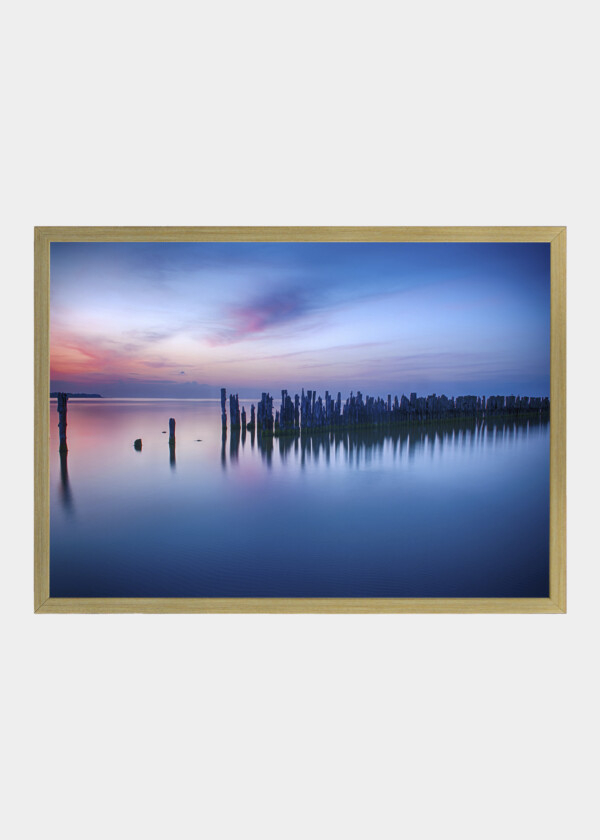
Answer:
50;242;550;399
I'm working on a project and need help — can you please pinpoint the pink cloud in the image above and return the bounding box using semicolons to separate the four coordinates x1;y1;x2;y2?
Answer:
207;291;311;345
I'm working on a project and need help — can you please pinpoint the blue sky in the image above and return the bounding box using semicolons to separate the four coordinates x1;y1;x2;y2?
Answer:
50;241;550;398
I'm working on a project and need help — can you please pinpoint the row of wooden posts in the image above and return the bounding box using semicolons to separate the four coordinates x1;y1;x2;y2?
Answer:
220;387;550;436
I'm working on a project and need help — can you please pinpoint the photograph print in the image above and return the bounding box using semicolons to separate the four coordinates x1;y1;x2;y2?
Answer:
47;237;553;603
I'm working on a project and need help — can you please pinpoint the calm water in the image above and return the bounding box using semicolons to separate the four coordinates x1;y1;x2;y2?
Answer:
50;399;550;597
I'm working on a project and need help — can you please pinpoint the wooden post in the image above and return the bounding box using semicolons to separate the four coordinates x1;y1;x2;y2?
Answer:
247;403;255;432
57;392;68;452
165;418;176;468
221;388;227;429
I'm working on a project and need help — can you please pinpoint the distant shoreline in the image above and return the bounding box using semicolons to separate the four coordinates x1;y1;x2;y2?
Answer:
49;392;103;398
48;395;233;401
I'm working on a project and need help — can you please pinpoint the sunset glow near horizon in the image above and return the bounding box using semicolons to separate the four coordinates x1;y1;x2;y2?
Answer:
50;242;550;399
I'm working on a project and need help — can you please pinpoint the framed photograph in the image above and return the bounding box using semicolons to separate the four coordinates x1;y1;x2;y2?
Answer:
34;227;566;613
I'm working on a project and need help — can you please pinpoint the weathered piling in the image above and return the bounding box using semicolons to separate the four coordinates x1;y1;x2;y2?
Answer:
257;392;274;433
247;404;256;432
229;392;241;428
134;438;142;450
168;418;176;468
57;392;68;452
279;389;296;433
221;388;227;429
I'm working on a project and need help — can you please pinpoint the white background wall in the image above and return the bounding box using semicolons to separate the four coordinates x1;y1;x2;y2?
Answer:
1;2;598;838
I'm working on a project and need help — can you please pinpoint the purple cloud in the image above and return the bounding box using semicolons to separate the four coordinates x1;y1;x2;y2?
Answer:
208;290;312;345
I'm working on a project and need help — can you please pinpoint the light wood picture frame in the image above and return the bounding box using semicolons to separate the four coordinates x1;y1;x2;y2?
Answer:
34;226;566;613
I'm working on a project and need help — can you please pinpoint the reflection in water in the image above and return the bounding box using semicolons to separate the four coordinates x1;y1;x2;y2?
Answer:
230;427;241;462
169;441;176;470
49;399;550;598
58;450;74;513
259;433;273;468
215;416;547;471
221;429;227;469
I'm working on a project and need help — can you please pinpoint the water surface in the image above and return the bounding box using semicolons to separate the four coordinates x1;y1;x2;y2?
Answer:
50;399;550;597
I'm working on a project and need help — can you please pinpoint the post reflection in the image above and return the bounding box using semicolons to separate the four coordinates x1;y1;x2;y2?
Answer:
58;450;74;512
230;427;240;462
258;432;273;468
221;429;227;469
216;415;549;470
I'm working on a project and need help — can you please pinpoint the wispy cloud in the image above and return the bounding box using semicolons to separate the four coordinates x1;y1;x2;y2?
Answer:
50;329;191;383
125;328;177;343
